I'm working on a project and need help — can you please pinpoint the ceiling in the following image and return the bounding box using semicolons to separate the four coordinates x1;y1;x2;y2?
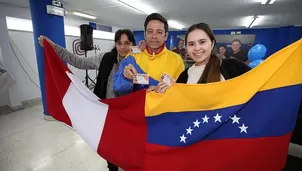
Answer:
1;0;302;30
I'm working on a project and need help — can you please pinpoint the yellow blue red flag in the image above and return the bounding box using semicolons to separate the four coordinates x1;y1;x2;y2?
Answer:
43;39;302;171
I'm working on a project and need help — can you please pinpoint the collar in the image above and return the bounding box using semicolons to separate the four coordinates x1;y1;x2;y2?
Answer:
145;43;166;60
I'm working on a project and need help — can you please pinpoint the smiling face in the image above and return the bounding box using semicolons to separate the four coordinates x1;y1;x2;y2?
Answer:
186;29;214;65
115;33;132;57
232;40;241;53
219;46;226;56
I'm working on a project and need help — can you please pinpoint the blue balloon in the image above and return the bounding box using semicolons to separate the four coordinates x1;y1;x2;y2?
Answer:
248;44;267;61
248;59;264;68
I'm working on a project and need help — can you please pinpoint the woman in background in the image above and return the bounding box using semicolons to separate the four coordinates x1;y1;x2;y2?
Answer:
217;45;227;59
39;29;144;171
39;29;144;99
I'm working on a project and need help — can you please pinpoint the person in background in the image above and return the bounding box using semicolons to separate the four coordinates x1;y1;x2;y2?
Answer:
155;23;250;93
217;45;227;59
172;39;186;59
39;29;144;171
113;13;184;94
228;39;249;64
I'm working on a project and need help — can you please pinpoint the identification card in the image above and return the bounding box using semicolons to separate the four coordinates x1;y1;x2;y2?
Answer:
130;46;141;54
133;74;149;85
160;73;175;86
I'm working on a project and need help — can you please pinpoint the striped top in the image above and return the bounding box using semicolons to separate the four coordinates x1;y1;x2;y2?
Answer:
53;44;118;99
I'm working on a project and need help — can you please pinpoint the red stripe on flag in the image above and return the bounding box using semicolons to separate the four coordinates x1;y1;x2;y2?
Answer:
143;133;291;171
97;90;148;171
44;41;72;126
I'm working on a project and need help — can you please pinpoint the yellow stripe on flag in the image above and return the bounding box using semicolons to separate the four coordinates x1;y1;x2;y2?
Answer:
145;39;302;117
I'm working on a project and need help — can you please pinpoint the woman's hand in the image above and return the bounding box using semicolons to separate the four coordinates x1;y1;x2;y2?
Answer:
138;40;146;52
146;82;171;93
38;35;55;47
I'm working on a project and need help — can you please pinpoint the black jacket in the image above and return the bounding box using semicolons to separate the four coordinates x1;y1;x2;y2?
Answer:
177;58;251;83
93;51;117;99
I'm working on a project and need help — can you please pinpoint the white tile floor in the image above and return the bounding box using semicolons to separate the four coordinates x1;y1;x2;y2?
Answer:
0;104;110;171
1;104;302;171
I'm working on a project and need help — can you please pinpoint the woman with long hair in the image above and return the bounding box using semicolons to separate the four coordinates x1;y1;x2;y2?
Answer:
154;23;250;92
177;23;250;84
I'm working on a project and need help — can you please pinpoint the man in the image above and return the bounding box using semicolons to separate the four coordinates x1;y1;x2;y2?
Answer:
113;13;184;94
172;39;186;59
228;39;249;64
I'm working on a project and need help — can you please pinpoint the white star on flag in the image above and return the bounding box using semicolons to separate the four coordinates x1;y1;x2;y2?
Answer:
239;124;248;133
193;119;201;127
180;134;187;143
231;115;241;124
213;113;222;122
186;127;193;135
202;115;209;123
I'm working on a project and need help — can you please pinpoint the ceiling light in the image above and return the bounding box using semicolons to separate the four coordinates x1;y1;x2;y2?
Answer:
6;17;114;40
244;16;259;28
168;20;184;30
261;0;268;4
71;11;97;20
117;0;156;15
6;16;33;32
249;16;259;28
269;0;276;4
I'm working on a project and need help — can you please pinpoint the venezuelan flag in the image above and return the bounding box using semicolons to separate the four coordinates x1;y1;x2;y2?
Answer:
43;39;302;171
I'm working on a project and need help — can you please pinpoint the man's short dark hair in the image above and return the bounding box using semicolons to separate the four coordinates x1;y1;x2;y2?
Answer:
232;39;242;44
144;13;168;33
218;45;226;49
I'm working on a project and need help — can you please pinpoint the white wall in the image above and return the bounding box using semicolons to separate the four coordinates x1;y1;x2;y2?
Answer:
4;30;114;108
0;15;22;107
0;3;118;108
64;36;114;81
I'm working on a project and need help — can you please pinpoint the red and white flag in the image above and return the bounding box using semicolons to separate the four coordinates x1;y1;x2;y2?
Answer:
44;41;147;171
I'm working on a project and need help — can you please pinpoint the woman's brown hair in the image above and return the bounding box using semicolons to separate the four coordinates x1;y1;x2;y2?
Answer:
185;23;221;83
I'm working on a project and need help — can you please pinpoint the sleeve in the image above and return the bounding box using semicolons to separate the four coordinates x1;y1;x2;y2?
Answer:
174;54;185;80
235;59;251;74
113;56;136;94
176;69;188;83
53;44;104;70
226;58;251;78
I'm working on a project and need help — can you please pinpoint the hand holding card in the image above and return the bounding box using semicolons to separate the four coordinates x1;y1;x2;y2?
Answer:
133;74;149;85
160;72;175;86
157;73;175;93
130;46;141;54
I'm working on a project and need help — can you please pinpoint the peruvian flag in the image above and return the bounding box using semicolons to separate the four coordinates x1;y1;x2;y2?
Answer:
44;41;147;171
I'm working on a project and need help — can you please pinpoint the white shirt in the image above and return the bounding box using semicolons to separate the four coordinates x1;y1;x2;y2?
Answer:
187;64;225;84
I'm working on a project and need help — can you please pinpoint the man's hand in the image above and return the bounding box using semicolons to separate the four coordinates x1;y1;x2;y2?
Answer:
123;64;137;80
244;60;250;65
